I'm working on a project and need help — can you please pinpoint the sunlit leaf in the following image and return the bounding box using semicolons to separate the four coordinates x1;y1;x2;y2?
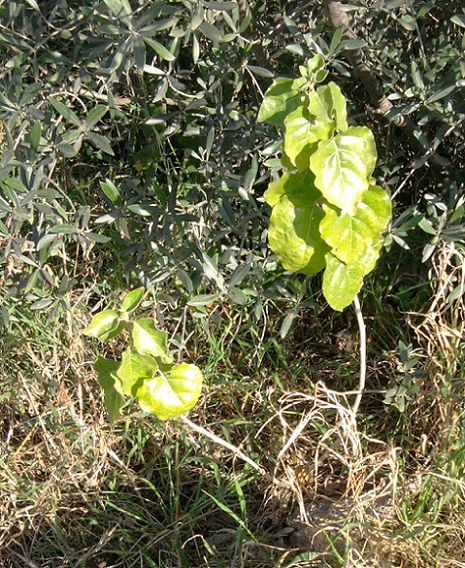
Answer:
132;318;173;364
283;106;332;169
320;185;391;264
121;287;145;314
136;363;203;420
83;310;122;342
310;127;377;215
322;240;382;311
117;347;159;396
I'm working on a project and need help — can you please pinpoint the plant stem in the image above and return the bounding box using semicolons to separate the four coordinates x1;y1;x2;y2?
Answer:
352;293;366;418
180;415;266;475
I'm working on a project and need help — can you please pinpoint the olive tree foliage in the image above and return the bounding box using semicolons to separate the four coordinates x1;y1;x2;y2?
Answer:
0;0;464;328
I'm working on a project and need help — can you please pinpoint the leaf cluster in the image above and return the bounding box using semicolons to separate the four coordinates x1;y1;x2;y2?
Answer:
258;57;392;311
83;287;203;423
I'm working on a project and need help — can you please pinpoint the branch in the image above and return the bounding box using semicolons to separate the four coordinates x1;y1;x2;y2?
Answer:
322;0;448;173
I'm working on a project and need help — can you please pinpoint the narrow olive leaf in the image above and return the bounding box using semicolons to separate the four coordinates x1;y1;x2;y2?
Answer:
246;65;274;79
121;287;145;314
100;179;120;203
267;175;330;275
87;132;114;155
310;127;377;215
83;310;122;342
199;21;223;42
136;363;203;420
186;293;221;307
322;240;382;311
49;97;82;127
94;356;124;423
284;106;332;169
57;142;77;157
144;38;176;61
132;318;173;364
116;347;158;396
257;78;301;128
85;105;108;130
320;185;392;264
30;121;42;154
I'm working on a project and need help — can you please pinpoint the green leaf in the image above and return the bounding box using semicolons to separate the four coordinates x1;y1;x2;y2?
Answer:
136;363;203;420
199;21;223;42
315;83;348;132
322;240;382;311
310;126;377;215
100;179;120;203
83;310;121;342
132;318;173;364
117;347;159;396
264;170;307;207
266;171;330;275
320;185;392;264
144;38;176;61
186;293;221;307
85;105;108;130
30;121;42;154
451;14;465;28
49;97;82;127
94;356;124;423
87;132;114;155
121;287;145;314
283;106;332;169
257;79;301;128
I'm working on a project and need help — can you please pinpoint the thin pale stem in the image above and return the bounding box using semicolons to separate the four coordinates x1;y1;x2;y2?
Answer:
352;293;366;418
180;415;266;475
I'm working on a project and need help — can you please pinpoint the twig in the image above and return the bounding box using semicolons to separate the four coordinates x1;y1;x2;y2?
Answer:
180;415;267;475
352;294;366;418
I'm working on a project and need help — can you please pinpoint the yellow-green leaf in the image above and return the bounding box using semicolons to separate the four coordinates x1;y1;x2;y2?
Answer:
137;363;203;420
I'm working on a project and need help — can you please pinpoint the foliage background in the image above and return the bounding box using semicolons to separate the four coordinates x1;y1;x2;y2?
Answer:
1;0;465;567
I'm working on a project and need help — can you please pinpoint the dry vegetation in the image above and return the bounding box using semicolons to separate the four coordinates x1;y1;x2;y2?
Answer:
2;243;465;568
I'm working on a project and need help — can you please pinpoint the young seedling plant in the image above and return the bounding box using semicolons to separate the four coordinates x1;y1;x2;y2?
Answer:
83;287;204;423
258;55;392;418
83;288;264;472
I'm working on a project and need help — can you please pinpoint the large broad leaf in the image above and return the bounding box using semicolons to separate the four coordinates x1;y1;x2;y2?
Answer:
283;106;332;169
264;170;314;207
266;173;329;275
116;347;159;396
310;127;377;215
137;363;203;420
315;83;348;132
94;356;124;424
132;318;173;364
322;239;382;311
257;79;301;128
83;310;122;342
320;185;392;264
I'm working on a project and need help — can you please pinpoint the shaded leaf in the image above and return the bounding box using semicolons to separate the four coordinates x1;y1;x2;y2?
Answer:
257;79;300;128
94;356;124;423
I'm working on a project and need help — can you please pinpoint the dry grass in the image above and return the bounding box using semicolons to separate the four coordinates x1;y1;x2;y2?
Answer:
2;245;465;567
